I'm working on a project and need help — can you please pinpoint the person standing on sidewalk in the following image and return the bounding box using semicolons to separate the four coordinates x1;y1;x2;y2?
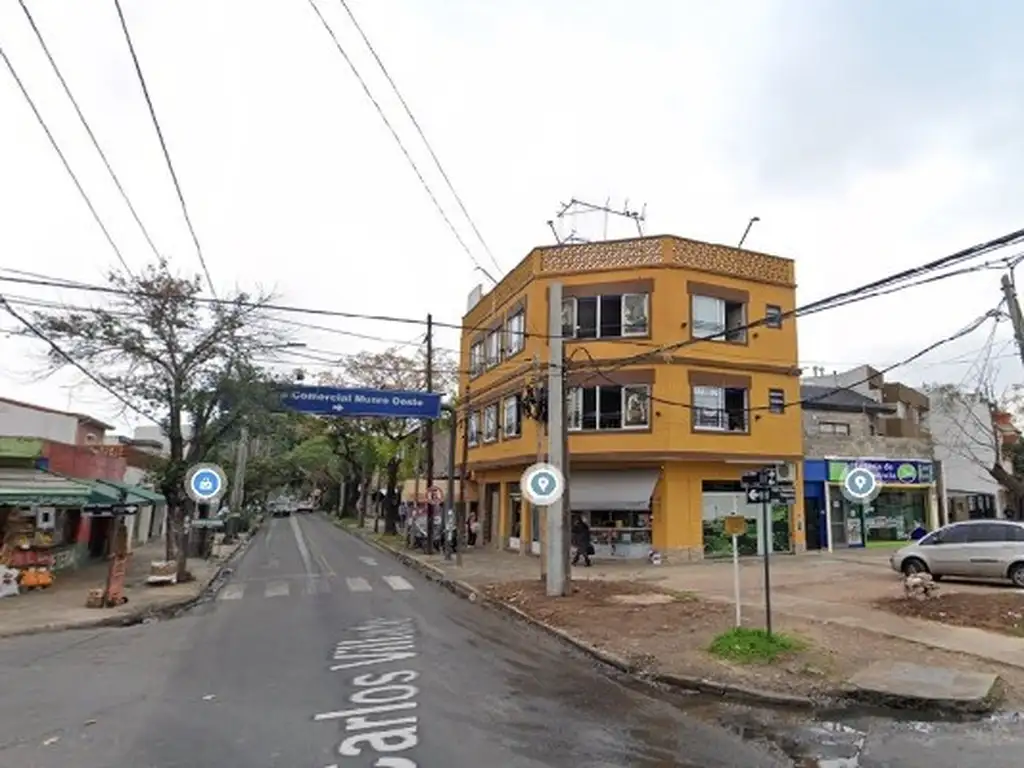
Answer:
571;517;592;567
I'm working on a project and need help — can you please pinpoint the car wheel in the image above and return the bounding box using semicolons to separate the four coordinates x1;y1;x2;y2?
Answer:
901;557;929;576
1009;563;1024;588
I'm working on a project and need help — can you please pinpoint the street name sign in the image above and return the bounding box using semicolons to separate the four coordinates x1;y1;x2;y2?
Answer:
280;386;442;419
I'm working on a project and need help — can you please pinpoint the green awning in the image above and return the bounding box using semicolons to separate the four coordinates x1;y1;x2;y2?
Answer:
0;468;93;507
90;479;165;505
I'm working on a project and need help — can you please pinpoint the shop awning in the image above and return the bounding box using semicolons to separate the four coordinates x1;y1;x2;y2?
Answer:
569;469;660;512
90;479;165;505
0;467;94;507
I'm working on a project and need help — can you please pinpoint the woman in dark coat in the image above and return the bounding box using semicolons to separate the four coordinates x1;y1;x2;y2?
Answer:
571;517;592;567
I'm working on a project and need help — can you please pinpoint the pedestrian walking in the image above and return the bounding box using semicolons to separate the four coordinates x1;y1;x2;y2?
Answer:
571;517;593;567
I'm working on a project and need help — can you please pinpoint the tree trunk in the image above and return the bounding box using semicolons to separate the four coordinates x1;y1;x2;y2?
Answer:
384;455;400;534
989;462;1024;498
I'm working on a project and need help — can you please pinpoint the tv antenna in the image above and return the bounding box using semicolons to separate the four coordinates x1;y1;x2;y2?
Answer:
547;197;647;244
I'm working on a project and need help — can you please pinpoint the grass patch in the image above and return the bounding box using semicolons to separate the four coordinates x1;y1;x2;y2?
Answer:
708;627;803;664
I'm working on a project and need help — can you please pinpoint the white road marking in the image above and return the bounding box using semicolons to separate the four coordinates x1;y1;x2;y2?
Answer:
359;556;377;567
383;575;414;591
305;578;331;595
219;584;245;600
289;514;316;575
346;577;372;592
265;581;290;598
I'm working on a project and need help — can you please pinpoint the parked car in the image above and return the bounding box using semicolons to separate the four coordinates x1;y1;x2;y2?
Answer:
890;519;1024;587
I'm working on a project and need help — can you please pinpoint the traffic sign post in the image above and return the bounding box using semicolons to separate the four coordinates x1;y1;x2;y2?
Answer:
279;386;443;419
739;464;795;637
724;515;747;628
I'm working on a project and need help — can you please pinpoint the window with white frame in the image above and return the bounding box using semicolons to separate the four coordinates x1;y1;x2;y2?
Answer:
765;304;783;329
691;295;746;342
483;404;498;442
692;385;748;432
485;330;501;368
470;342;484;376
818;421;850;436
503;395;521;437
467;411;480;446
567;384;651;431
505;311;525;357
561;293;650;339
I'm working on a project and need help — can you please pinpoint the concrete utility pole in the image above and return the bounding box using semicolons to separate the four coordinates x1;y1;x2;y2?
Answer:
446;408;460;565
458;385;470;547
424;314;435;554
1001;273;1024;367
534;354;547;583
546;282;569;597
228;424;249;540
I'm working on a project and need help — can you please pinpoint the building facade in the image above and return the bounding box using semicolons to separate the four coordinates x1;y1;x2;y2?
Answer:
800;368;938;549
458;235;804;561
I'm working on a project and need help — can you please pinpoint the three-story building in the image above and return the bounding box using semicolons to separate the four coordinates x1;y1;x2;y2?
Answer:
458;235;804;561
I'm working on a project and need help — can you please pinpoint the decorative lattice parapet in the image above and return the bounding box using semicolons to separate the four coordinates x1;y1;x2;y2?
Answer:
669;237;794;286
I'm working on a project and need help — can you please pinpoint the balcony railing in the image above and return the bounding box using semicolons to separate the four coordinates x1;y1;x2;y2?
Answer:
693;408;748;433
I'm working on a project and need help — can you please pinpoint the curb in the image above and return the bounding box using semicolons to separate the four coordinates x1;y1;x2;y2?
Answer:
0;533;256;640
344;524;818;711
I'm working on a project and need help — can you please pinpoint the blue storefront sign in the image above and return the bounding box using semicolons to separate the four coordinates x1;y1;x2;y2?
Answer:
826;459;934;485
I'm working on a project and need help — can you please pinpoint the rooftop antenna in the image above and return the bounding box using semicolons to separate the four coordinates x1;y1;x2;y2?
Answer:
546;197;648;244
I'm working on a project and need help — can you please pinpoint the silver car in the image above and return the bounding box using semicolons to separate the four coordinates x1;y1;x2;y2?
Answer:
890;519;1024;587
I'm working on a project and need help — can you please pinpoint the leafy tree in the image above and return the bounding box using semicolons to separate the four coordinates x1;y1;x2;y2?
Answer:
313;344;457;533
28;260;287;578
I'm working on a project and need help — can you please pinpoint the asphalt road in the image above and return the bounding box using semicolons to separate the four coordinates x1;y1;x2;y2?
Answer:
2;514;1024;768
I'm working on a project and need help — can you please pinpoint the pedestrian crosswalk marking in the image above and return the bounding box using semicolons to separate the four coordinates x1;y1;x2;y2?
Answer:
359;557;377;566
346;577;372;592
216;574;418;601
383;575;414;591
265;581;290;598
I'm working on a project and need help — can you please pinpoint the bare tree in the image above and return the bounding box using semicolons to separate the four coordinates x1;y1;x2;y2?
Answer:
927;382;1024;498
28;260;287;579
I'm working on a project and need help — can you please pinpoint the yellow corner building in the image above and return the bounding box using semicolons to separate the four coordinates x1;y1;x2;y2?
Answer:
458;235;804;561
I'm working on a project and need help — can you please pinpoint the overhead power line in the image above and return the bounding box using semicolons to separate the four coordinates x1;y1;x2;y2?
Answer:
0;294;158;423
18;0;161;263
336;0;502;277
304;0;497;284
112;0;216;295
0;39;134;275
572;309;1001;414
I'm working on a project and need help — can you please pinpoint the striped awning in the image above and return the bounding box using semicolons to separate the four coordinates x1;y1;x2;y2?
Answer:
0;468;94;507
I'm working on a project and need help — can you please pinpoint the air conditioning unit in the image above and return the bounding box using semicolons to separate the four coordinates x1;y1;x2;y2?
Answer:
775;463;796;482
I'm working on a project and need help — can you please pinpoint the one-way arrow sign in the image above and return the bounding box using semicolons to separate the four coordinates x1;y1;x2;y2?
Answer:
331;404;346;412
746;487;768;504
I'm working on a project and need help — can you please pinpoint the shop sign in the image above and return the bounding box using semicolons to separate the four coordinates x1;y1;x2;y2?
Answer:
827;459;934;485
0;437;43;459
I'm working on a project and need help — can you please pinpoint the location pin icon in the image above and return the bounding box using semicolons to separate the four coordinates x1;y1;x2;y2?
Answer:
854;475;866;490
536;476;550;492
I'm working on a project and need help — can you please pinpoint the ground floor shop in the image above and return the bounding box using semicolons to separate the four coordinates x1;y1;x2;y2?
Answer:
470;458;805;561
802;458;938;550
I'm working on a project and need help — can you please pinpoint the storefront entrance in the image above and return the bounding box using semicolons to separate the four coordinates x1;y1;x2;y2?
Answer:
569;469;658;559
831;487;928;547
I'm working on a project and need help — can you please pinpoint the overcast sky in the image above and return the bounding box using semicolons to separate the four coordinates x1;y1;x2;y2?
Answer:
1;0;1022;435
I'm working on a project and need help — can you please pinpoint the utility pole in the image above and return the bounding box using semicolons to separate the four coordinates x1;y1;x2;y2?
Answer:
1001;273;1024;367
228;424;248;542
447;408;460;565
546;282;569;597
424;314;435;555
534;354;547;583
459;385;470;546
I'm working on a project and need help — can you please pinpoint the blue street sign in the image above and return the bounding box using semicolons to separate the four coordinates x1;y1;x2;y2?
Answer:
280;386;443;419
185;463;227;503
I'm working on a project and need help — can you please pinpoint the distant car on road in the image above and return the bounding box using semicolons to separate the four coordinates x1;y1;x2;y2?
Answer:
890;519;1024;587
269;501;291;518
296;501;314;513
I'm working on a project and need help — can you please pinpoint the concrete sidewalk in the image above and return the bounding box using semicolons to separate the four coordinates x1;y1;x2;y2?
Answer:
355;520;1024;673
0;537;246;638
